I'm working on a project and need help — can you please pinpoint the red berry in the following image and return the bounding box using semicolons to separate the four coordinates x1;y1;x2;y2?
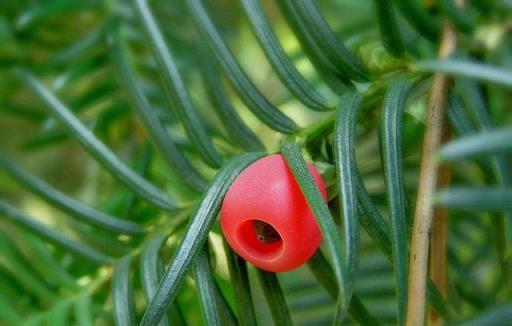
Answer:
221;154;326;272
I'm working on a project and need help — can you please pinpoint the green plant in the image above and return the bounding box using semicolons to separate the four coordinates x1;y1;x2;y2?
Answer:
0;0;511;325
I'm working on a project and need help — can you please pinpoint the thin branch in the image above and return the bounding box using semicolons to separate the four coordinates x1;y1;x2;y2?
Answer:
405;19;458;326
428;127;452;326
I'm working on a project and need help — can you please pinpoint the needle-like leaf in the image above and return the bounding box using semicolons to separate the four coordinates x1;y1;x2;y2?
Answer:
47;300;71;326
15;0;101;30
187;0;299;134
372;0;405;57
307;250;379;325
0;201;111;265
223;241;257;326
240;0;333;111
193;247;226;326
74;294;94;326
140;235;171;326
197;54;264;152
446;92;476;136
415;60;512;87
257;269;292;326
276;0;353;93
0;233;56;302
333;91;362;302
18;69;177;210
140;152;262;326
456;77;512;264
437;127;512;161
380;80;414;325
292;0;369;81
393;0;441;42
108;22;208;192
133;0;223;168
0;154;143;235
112;255;137;326
20;232;77;289
281;141;348;311
439;0;475;33
0;293;22;325
456;301;512;326
437;187;512;211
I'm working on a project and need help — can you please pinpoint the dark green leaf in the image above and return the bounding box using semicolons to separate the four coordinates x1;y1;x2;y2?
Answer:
276;0;353;93
74;294;94;326
18;69;177;210
307;250;338;300
17;232;77;289
140;152;262;326
50;25;103;63
426;280;452;321
120;143;153;218
455;79;493;129
456;78;512;262
333;91;362;301
307;250;380;325
372;0;405;57
446;92;477;136
52;56;106;91
380;80;414;326
223;241;257;326
355;176;392;257
193;247;225;326
47;299;71;326
455;301;512;326
439;0;475;33
15;0;101;30
328;165;450;320
393;0;441;42
108;22;208;192
0;101;45;123
455;79;512;201
280;141;348;309
0;233;56;302
187;0;299;134
0;154;143;235
240;0;333;111
437;127;512;161
67;79;118;115
21;127;69;150
213;276;238;326
0;293;22;326
437;187;512;211
198;54;264;152
415;60;512;87
292;0;369;81
0;201;111;264
326;161;450;320
257;269;292;326
112;255;137;326
132;0;222;168
140;235;171;326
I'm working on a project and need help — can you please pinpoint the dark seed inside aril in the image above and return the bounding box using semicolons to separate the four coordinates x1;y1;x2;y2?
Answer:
253;220;281;244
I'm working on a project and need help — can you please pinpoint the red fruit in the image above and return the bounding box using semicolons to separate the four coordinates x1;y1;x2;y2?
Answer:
221;154;326;272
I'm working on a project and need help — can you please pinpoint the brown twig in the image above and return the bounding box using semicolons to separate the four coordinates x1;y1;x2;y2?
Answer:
405;21;458;326
428;127;452;326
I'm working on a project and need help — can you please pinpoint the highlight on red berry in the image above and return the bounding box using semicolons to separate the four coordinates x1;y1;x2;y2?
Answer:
220;154;326;272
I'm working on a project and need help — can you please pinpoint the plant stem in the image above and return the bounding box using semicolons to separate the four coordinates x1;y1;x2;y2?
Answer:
405;19;458;326
428;127;452;326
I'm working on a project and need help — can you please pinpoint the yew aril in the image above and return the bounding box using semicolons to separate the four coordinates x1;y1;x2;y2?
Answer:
221;154;326;272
